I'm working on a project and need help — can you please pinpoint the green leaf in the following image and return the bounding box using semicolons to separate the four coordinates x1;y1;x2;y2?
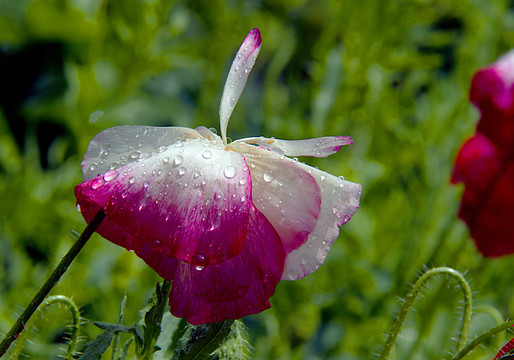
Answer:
174;320;235;360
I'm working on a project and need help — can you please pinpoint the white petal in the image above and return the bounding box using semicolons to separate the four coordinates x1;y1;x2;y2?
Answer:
283;163;361;280
233;143;362;280
233;135;353;157
81;126;202;181
219;28;262;145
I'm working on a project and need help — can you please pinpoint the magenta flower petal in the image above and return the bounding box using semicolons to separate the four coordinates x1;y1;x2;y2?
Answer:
453;49;514;257
232;142;362;280
232;143;322;254
135;205;285;325
76;139;253;266
234;135;353;158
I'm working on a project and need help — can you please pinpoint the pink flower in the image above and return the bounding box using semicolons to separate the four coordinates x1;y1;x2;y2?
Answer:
452;50;514;257
75;28;362;324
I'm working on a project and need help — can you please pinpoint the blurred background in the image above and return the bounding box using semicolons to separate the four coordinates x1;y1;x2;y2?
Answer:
1;0;514;359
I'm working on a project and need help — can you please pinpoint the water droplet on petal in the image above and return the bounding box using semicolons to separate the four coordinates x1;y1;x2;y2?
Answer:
174;155;184;166
103;170;118;182
129;151;141;159
339;183;345;188
339;175;345;180
202;150;212;159
91;178;105;189
178;167;187;176
320;174;327;181
76;204;81;212
174;140;184;148
162;157;169;164
121;190;129;198
263;169;275;182
143;181;150;189
195;265;204;271
292;157;298;163
89;164;98;171
224;166;237;178
239;178;247;185
241;194;248;202
128;177;136;184
278;180;285;187
159;146;167;152
150;239;162;250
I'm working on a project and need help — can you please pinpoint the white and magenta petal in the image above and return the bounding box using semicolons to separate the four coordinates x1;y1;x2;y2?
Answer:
76;138;253;266
82;126;203;181
232;142;361;280
234;136;353;157
232;143;322;255
135;205;285;325
219;28;262;145
282;163;361;280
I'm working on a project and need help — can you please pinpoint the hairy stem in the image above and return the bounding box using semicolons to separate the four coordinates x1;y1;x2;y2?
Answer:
452;320;514;360
0;209;105;356
10;295;81;360
379;267;472;360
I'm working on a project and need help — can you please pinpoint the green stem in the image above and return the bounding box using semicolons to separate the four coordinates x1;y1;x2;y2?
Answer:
379;267;473;360
452;320;514;360
0;209;105;356
10;295;81;360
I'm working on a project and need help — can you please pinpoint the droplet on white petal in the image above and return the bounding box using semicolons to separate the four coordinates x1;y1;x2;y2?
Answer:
224;166;237;178
103;170;118;182
263;169;275;182
202;150;212;159
174;155;184;166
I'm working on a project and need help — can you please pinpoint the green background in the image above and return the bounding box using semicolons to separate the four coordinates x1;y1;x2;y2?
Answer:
0;0;513;359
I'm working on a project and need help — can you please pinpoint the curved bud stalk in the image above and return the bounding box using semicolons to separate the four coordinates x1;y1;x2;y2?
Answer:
379;267;472;360
10;295;81;360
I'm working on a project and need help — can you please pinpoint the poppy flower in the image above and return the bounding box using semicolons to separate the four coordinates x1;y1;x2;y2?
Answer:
451;50;514;257
493;337;514;360
75;28;362;324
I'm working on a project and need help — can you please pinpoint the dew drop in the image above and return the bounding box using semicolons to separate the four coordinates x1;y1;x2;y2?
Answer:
150;239;162;250
320;174;327;181
128;177;136;184
143;181;150;189
224;166;237;178
121;190;129;198
76;204;81;212
159;146;167;152
193;171;199;178
174;155;184;166
103;170;118;182
239;178;247;185
129;151;141;159
89;164;98;171
292;157;298;163
91;178;105;190
178;167;187;176
241;194;248;202
263;169;275;182
162;157;169;164
338;175;345;180
202;150;212;159
339;183;345;188
278;180;285;187
195;265;204;271
174;140;184;148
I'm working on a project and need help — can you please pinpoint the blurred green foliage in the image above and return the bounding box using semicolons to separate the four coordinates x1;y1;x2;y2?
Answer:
1;0;514;359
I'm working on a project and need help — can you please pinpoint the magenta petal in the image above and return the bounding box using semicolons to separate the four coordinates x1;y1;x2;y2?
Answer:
135;206;285;325
75;139;253;266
